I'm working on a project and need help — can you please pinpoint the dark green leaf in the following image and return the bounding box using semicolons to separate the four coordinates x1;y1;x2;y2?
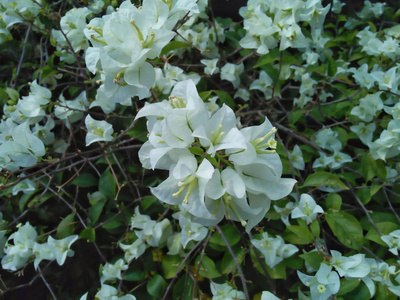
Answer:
302;172;348;190
146;274;167;298
80;227;96;242
56;213;75;239
72;173;97;187
99;168;116;200
221;245;245;274
195;255;221;279
210;224;241;247
325;210;364;250
284;226;314;245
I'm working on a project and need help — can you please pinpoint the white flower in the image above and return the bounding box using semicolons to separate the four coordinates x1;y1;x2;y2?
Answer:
101;258;128;283
210;282;245;300
251;232;298;268
291;194;324;224
220;63;244;88
298;264;340;300
85;115;114;146
201;58;219;75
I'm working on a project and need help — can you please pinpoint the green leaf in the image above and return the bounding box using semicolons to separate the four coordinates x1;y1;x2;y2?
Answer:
146;274;167;298
302;172;348;190
56;213;75;239
123;269;146;281
162;255;183;279
326;193;342;210
72;173;97;187
80;227;96;242
325;210;364;250
99;168;116;200
361;154;387;182
299;252;323;271
365;222;400;246
337;278;360;296
327;56;337;77
221;245;245;274
210;224;241;247
252;48;280;68
356;188;371;205
160;41;188;56
173;274;196;300
284;226;314;245
212;90;235;109
195;255;221;279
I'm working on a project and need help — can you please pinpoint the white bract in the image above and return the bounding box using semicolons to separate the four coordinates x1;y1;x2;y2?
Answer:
251;232;298;268
298;263;340;300
136;80;296;230
210;282;245;300
381;230;400;256
85;115;114;146
291;194;324;224
51;7;91;63
84;0;199;113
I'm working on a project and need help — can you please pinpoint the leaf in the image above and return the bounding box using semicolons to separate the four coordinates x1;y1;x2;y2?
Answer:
356;188;371;205
302;172;348;190
72;173;97;187
80;227;96;242
299;252;323;270
123;269;146;281
162;255;183;279
365;222;400;246
160;41;188;56
146;274;167;298
173;274;196;300
284;226;314;245
210;224;241;247
99;168;116;200
327;56;337;77
212;90;235;110
252;48;280;68
56;213;75;239
361;154;387;182
325;210;364;250
337;278;360;295
221;245;245;274
195;255;221;279
326;193;342;210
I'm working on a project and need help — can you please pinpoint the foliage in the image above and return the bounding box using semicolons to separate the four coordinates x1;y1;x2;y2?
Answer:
0;0;400;299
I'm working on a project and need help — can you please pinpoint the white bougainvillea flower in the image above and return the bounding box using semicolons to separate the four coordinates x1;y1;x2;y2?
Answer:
85;115;114;146
178;212;208;248
251;232;298;268
1;222;37;271
151;156;215;220
210;282;245;300
46;235;79;266
298;264;340;300
381;230;400;255
291;194;324;224
192;104;247;157
220;63;244;88
101;258;128;283
120;240;146;263
330;250;370;278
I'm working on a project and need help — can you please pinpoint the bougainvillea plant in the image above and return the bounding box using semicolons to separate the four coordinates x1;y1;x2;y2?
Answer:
0;0;400;299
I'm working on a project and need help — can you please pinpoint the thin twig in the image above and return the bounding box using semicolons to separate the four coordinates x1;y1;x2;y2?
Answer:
216;225;250;300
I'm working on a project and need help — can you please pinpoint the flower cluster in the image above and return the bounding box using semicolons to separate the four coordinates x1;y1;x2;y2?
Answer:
136;79;296;231
1;222;78;271
84;0;199;113
239;0;330;55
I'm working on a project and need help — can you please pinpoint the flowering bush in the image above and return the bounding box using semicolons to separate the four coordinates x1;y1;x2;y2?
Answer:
0;0;400;299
